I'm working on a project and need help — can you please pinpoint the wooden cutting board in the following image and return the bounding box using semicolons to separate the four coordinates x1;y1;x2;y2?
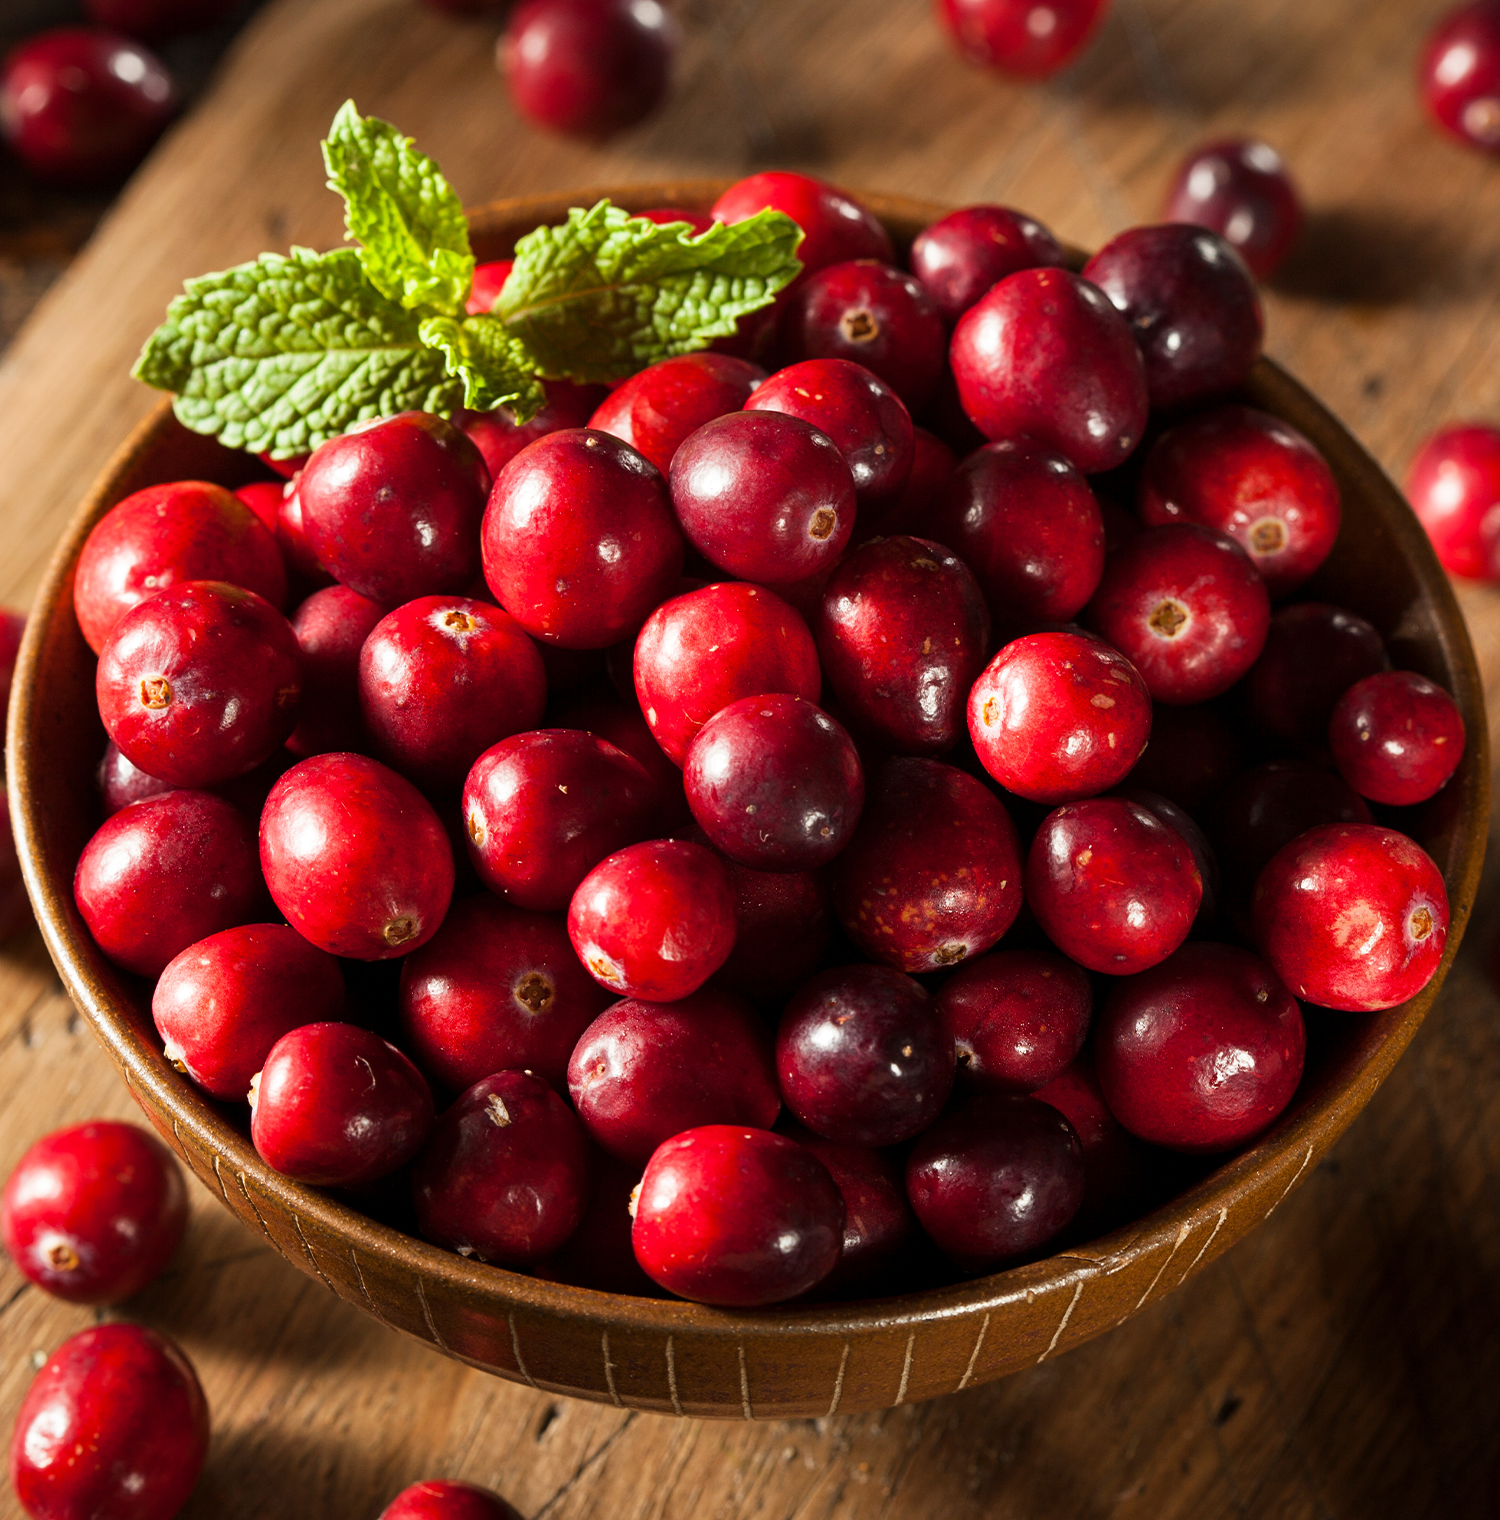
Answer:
4;0;1500;1515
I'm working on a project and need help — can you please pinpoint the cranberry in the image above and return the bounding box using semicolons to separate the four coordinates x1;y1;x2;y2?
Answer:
1327;670;1466;806
716;862;834;1003
299;412;490;606
537;1148;661;1296
1095;942;1306;1151
552;694;689;824
937;948;1092;1094
152;924;343;1100
84;0;240;40
935;0;1108;77
9;1324;208;1520
0;28;175;185
73;479;287;654
1421;2;1500;153
281;585;385;757
906;1096;1083;1269
1405;422;1500;579
379;1482;522;1520
233;480;284;534
466;258;514;316
928;438;1105;625
501;0;675;140
632;581;820;764
260;753;454;959
875;426;956;539
588;353;766;475
0;793;28;941
259;451;308;481
1162;138;1303;280
969;630;1152;803
1139;405;1341;597
710;172;893;278
1;1122;186;1304
832;757;1022;971
1032;1054;1150;1234
275;478;335;592
1114;785;1220;924
455;379;602;476
632;1125;844;1305
484;429;682;647
1082;224;1264;411
1253;823;1449;1010
75;790;268;977
910;205;1065;326
1124;702;1242;813
414;1070;590;1264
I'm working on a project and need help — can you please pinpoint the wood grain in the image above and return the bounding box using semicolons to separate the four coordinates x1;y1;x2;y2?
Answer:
4;0;1500;1513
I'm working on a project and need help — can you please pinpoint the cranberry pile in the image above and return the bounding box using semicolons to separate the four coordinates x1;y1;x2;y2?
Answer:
64;173;1464;1310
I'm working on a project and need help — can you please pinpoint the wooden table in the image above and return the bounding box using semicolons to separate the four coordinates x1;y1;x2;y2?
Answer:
5;0;1500;1514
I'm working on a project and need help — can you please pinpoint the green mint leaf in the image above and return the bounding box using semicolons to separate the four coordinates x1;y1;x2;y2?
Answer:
321;99;474;316
418;313;549;420
133;246;464;459
496;202;803;383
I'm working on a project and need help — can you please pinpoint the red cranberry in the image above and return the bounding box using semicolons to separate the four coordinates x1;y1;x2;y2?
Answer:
233;480;284;534
1139;405;1341;597
969;630;1152;803
484;428;682;647
711;171;893;278
905;1096;1083;1269
379;1481;522;1520
1421;2;1500;153
260;753;454;959
276;478;335;592
1328;670;1466;806
153;924;343;1100
455;379;601;475
937;948;1092;1094
832;757;1022;971
951;267;1148;473
1405;422;1500;579
875;426;956;539
716;862;834;1003
75;790;268;977
1082;224;1264;410
283;585;386;758
1124;702;1241;813
536;1148;661;1296
466;258;514;316
1114;785;1219;924
1032;1054;1150;1234
1095;942;1306;1151
1162;138;1303;280
935;0;1108;77
909;205;1065;326
9;1324;208;1520
0;606;23;716
414;1070;590;1264
74;479;287;654
632;582;820;764
258;451;308;481
552;694;689;824
1;1121;186;1304
928;438;1105;626
501;0;675;140
299;412;490;606
84;0;239;40
632;1125;844;1305
0;791;29;941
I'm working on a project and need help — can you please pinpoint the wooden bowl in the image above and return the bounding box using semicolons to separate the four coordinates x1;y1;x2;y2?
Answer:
6;186;1489;1420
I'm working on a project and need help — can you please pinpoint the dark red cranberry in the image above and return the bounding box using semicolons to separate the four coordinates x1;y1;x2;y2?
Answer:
1082;224;1264;410
1033;1054;1151;1234
632;1125;844;1304
283;585;386;757
1405;422;1500;579
716;862;834;1003
928;438;1105;625
455;379;602;475
1095;942;1306;1151
84;0;239;40
484;428;682;647
1;1122;186;1304
378;1481;522;1520
233;480;284;534
832;757;1022;971
906;1096;1083;1269
466;258;514;316
1328;670;1466;805
9;1324;208;1520
910;205;1065;326
0;605;23;717
875;426;956;540
0;793;28;942
552;694;689;825
96;740;172;815
75;790;269;977
153;924;343;1100
1421;2;1500;152
536;1148;661;1296
1139;405;1341;597
74;479;287;654
501;0;675;140
276;478;335;592
1114;786;1220;924
1124;702;1242;813
1162;138;1303;280
969;630;1152;803
950;266;1149;474
935;0;1108;76
260;753;454;959
711;172;893;277
937;948;1092;1094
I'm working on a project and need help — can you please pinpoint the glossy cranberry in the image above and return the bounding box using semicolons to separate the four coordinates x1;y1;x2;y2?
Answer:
716;862;834;1003
9;1324;208;1520
1139;405;1341;597
75;790;268;977
455;379;601;476
152;924;343;1100
1114;785;1219;923
1328;670;1466;806
1032;1054;1149;1233
1405;422;1500;579
875;426;956;539
906;1096;1083;1269
935;0;1108;76
501;0;675;140
466;258;514;316
275;478;335;591
260;753;454;959
92;740;175;817
1124;702;1241;813
1082;224;1263;411
632;581;821;764
833;757;1022;971
0;792;28;941
1095;942;1306;1151
1;1122;186;1304
1162;138;1303;280
537;1148;661;1296
299;411;489;606
928;438;1105;625
553;694;689;824
414;1070;590;1263
73;479;287;654
969;630;1152;803
910;204;1064;326
281;585;385;757
937;948;1092;1094
233;479;284;534
379;1481;522;1520
1421;2;1500;152
711;171;893;278
632;1125;843;1305
84;0;240;39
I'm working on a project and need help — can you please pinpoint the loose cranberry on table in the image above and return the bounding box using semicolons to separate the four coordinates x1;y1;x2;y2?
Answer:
715;860;834;1003
85;0;239;40
1124;701;1241;813
909;204;1065;327
9;1324;208;1520
874;426;956;540
379;1480;523;1520
465;258;514;315
632;1125;845;1305
1;1121;186;1304
282;585;386;757
934;0;1109;76
1161;138;1303;280
711;171;894;278
1420;2;1500;153
1404;422;1500;579
1327;670;1466;806
456;379;602;475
